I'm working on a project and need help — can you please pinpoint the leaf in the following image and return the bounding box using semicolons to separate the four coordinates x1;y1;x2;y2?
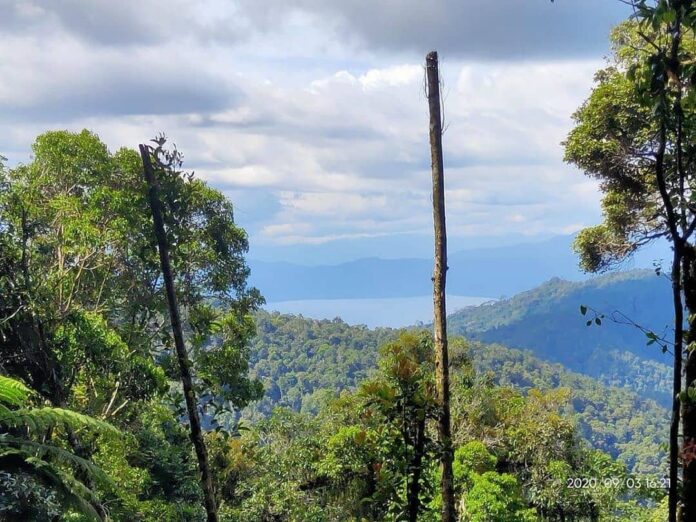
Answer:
580;305;588;316
0;375;32;407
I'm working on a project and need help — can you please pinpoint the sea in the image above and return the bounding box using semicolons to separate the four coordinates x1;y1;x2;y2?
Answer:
263;295;493;328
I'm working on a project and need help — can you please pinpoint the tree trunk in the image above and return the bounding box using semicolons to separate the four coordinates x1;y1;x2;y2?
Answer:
682;245;696;522
426;50;456;522
139;144;219;522
407;417;426;522
669;245;684;522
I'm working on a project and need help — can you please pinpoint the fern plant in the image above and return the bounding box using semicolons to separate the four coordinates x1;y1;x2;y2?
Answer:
0;374;119;520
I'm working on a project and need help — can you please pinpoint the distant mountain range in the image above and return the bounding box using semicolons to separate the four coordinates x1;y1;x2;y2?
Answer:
248;235;669;301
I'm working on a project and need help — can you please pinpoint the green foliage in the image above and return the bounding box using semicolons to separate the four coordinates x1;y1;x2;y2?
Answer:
564;19;696;271
0;127;670;521
468;342;667;475
0;374;118;520
453;441;497;488
0;130;264;520
359;332;440;519
246;311;397;417
222;329;662;520
448;271;673;406
460;472;535;522
248;308;667;477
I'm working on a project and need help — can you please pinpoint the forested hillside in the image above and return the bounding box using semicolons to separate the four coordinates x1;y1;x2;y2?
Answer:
0;132;670;521
248;311;667;475
4;0;693;516
449;271;673;405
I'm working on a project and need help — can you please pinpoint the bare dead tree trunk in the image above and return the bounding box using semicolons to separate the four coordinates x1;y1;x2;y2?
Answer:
426;50;456;522
139;144;219;522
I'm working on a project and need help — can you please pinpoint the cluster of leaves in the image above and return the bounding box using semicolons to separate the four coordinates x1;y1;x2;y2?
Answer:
0;130;263;519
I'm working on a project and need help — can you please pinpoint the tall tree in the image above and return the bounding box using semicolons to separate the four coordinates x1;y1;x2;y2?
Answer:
426;50;456;522
0;130;263;517
564;5;696;519
361;332;439;521
140;141;218;522
0;131;166;424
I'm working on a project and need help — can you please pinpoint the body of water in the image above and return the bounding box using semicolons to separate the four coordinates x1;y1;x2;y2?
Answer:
263;295;493;328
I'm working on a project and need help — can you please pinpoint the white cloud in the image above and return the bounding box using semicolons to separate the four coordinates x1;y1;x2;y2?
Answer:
358;65;423;90
278;192;390;217
0;2;611;257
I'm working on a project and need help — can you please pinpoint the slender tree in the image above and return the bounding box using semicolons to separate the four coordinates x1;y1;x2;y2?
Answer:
140;143;219;522
426;50;456;522
564;4;696;519
360;332;438;521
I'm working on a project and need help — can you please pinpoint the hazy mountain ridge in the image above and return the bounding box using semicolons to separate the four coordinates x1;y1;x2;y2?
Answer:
249;235;669;301
250;236;586;301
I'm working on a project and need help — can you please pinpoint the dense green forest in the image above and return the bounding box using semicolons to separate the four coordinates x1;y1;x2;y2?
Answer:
0;131;668;521
247;311;668;475
5;2;696;519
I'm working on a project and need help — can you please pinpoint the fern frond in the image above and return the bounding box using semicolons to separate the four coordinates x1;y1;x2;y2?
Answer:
0;449;102;521
0;406;120;436
0;434;114;489
0;375;32;406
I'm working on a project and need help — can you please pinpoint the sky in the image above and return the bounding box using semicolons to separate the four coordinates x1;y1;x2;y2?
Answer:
0;0;632;263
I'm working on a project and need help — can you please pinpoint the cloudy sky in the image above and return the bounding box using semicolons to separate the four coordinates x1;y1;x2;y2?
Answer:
0;0;631;263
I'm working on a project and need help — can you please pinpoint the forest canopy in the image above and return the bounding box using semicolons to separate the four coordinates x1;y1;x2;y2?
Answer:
0;130;669;521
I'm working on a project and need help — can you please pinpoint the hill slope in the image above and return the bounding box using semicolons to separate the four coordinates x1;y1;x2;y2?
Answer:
449;270;673;405
247;310;667;474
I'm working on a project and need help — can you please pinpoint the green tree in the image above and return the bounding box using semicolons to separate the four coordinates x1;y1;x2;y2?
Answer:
0;130;262;422
460;472;534;522
360;332;439;521
564;4;696;518
0;130;263;518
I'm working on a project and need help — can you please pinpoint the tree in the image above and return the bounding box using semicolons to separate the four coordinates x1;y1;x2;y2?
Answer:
140;139;217;522
426;49;456;522
360;332;439;521
460;472;534;522
0;131;164;413
0;130;263;518
564;4;696;519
